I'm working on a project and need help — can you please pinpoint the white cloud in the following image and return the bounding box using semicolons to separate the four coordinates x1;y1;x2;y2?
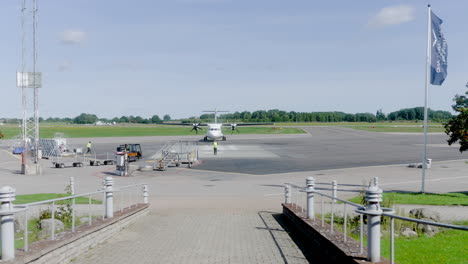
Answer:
176;0;229;3
58;60;72;71
369;5;415;28
60;30;87;45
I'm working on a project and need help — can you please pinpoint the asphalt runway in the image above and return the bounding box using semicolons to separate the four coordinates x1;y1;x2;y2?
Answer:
54;127;467;175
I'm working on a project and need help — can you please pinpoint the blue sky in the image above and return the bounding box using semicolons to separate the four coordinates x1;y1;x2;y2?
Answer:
0;0;466;119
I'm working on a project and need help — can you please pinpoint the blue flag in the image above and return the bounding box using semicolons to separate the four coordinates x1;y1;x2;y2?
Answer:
430;10;448;86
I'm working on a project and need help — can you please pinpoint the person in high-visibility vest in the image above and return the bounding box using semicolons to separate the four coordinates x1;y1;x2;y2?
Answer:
213;140;218;155
86;141;92;154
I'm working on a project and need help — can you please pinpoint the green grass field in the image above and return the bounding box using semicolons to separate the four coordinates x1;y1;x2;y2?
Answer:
344;125;445;133
348;192;468;206
276;121;442;126
14;193;101;204
380;227;468;264
0;125;305;139
276;122;445;133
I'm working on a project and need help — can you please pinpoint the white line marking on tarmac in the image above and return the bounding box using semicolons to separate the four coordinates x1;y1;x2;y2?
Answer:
380;176;468;186
2;150;21;160
264;193;283;197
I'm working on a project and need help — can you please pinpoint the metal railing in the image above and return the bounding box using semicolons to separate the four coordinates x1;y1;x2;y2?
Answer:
0;177;149;261
284;177;468;264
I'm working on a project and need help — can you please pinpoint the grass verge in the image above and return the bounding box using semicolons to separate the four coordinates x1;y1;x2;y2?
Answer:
15;193;102;204
344;125;445;133
348;192;468;206
380;224;468;264
0;125;304;139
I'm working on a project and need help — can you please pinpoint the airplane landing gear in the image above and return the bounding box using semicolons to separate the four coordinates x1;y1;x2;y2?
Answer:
204;136;208;141
222;136;226;141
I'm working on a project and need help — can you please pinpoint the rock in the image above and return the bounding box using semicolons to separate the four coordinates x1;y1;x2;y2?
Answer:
409;208;440;222
14;219;25;233
400;227;418;238
37;219;64;239
138;165;153;171
417;218;440;237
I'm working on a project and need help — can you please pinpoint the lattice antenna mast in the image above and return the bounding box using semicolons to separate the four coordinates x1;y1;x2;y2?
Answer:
21;0;27;150
32;0;39;163
18;0;41;173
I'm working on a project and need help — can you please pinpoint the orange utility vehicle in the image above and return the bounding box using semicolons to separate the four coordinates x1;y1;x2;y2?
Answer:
115;144;142;162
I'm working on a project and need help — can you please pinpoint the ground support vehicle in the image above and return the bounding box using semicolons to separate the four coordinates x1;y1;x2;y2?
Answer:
154;141;198;171
84;152;115;166
51;154;85;168
116;144;142;162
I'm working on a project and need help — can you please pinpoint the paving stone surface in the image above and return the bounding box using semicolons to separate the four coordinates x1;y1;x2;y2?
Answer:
73;208;308;264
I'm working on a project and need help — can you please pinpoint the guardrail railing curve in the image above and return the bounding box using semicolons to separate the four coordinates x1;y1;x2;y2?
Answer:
0;177;148;261
283;177;468;264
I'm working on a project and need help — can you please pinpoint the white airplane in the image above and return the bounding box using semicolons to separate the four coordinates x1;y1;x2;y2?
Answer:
191;110;232;141
185;110;273;141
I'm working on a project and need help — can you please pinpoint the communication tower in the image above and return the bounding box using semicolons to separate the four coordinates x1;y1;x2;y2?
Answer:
16;0;41;174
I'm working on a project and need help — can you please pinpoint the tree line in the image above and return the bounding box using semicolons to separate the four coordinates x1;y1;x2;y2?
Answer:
0;107;453;125
190;107;452;123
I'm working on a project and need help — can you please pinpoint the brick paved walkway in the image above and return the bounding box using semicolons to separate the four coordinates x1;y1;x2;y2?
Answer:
73;208;308;264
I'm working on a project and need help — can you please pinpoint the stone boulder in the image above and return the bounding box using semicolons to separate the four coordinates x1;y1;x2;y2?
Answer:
409;208;440;222
400;227;418;238
14;219;25;233
409;208;441;236
37;219;64;239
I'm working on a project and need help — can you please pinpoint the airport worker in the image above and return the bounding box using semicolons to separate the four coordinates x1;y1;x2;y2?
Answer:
213;140;218;155
86;141;92;154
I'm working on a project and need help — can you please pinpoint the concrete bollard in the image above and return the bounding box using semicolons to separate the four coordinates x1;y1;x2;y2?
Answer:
426;158;432;169
284;184;291;204
70;177;75;195
366;182;383;263
143;184;149;204
306;177;315;219
331;180;337;233
104;177;114;218
332;180;337;199
0;186;16;260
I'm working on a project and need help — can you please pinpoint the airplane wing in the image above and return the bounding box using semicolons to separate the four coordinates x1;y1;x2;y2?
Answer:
221;122;274;126
162;122;207;126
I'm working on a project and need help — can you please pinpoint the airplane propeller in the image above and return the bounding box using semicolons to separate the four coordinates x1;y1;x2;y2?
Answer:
230;124;239;134
190;123;203;134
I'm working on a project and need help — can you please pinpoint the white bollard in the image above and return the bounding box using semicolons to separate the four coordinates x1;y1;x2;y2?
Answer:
284;184;291;204
70;177;75;195
0;186;16;260
426;158;432;169
331;180;337;233
366;183;383;263
104;177;114;218
332;180;337;199
306;177;315;219
143;184;149;204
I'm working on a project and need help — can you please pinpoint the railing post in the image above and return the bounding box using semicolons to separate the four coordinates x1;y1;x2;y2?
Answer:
143;184;149;204
331;180;337;233
70;177;75;195
0;186;16;260
104;177;114;218
306;177;315;219
284;184;291;204
70;177;75;232
366;180;383;263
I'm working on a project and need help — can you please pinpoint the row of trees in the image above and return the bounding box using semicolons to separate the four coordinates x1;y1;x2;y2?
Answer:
72;114;172;124
386;107;452;122
188;107;453;123
0;107;453;125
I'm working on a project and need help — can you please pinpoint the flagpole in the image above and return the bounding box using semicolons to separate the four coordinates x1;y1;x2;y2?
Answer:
422;4;431;193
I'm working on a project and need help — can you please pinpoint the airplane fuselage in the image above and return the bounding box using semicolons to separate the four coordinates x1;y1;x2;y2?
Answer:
205;124;225;141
